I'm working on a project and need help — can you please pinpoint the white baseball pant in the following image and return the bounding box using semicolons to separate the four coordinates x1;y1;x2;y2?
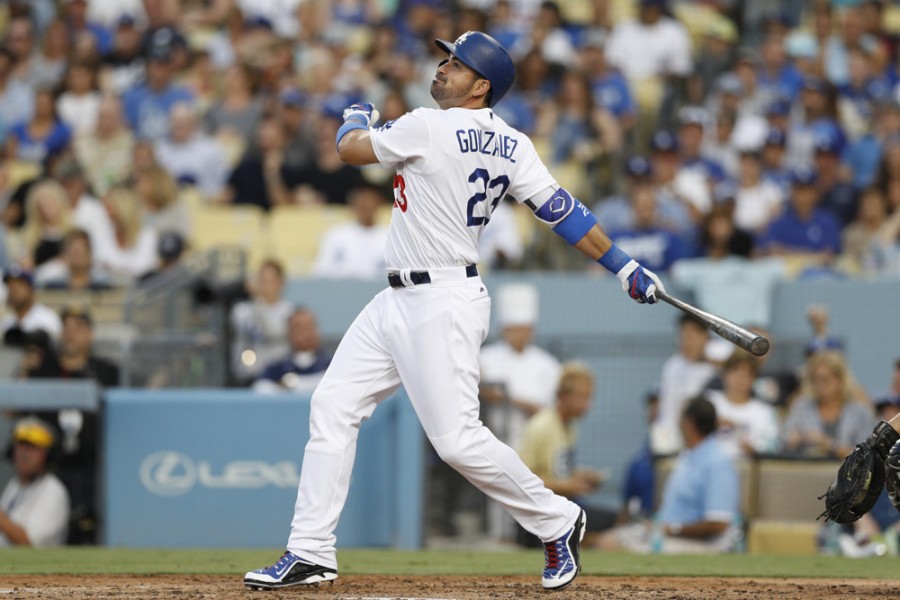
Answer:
286;267;579;568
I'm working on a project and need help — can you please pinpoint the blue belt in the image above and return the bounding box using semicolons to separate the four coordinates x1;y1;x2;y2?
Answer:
388;265;478;288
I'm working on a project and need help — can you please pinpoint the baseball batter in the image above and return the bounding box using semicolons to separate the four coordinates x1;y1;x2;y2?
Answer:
244;31;664;592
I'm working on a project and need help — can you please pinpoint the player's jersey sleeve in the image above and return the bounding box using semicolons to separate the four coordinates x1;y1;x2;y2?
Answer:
506;134;557;207
369;108;432;171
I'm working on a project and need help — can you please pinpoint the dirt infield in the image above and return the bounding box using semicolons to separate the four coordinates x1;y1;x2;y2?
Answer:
2;574;898;599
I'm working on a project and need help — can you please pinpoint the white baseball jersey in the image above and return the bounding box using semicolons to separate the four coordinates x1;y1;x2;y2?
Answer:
370;107;555;269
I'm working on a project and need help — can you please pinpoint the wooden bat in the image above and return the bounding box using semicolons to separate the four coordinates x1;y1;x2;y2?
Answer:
656;291;770;357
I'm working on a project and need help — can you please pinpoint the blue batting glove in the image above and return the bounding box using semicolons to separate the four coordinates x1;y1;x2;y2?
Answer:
342;102;380;128
615;260;665;304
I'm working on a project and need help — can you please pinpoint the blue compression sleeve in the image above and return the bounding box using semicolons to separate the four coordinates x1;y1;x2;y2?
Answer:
597;243;632;273
335;118;368;152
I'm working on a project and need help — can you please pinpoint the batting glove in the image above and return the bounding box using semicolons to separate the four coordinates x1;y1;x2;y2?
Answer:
615;260;665;304
342;102;380;128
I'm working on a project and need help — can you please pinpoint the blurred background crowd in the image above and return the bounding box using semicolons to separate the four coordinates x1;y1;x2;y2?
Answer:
0;0;899;556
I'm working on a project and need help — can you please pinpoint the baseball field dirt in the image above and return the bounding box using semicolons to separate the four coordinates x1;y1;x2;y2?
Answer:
3;574;899;599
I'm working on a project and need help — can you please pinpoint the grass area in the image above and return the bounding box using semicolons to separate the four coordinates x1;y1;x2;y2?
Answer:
1;548;899;579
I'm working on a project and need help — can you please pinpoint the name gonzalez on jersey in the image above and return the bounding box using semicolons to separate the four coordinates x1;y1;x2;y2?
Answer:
456;128;518;163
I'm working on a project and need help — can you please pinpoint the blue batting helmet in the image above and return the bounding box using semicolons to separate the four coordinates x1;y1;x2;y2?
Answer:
434;31;515;108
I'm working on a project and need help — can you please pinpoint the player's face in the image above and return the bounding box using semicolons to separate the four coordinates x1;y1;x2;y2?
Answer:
430;55;486;108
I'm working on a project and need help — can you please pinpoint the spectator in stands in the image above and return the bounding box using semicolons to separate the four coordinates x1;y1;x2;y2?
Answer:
846;100;900;192
25;304;120;387
121;28;194;141
649;130;707;236
697;200;755;259
676;106;726;185
229;259;294;385
706;351;780;462
101;186;158;281
0;416;70;547
28;18;69;90
606;182;691;273
840;186;900;275
781;351;874;459
688;17;738;106
0;266;62;345
813;130;859;227
277;89;314;171
732;148;784;235
19;179;72;268
252;307;332;394
204;62;264;142
73;94;135;197
312;183;389;279
219;116;298;210
6;86;72;166
51;156;119;270
762;166;842;269
873;361;900;423
292;103;365;205
593;156;654;233
517;361;617;547
138;230;185;284
56;62;101;136
878;137;900;215
580;31;636;135
0;47;34;136
61;0;113;56
651;314;718;455
760;126;791;194
100;14;146;94
604;0;692;112
133;164;192;242
34;228;111;291
5;14;41;89
597;396;740;554
155;102;229;200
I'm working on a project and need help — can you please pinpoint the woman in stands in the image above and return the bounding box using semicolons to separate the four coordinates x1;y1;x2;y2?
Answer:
780;350;874;459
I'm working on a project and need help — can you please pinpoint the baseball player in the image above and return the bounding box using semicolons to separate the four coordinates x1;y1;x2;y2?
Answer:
244;31;664;592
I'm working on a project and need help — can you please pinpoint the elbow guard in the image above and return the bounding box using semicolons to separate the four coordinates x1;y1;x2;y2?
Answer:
533;187;598;245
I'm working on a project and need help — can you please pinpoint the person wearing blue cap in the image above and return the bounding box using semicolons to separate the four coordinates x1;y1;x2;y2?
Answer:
761;166;842;266
813;130;859;226
761;127;791;193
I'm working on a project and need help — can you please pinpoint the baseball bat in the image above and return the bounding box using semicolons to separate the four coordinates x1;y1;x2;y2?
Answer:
656;291;770;357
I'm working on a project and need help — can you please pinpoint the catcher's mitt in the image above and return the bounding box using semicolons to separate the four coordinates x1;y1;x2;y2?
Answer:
885;440;900;511
818;421;899;524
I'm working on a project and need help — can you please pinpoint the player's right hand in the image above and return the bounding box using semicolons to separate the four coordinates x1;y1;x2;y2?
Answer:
615;260;664;304
342;102;380;128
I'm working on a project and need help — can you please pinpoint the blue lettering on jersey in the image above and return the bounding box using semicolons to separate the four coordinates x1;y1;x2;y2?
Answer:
455;129;518;163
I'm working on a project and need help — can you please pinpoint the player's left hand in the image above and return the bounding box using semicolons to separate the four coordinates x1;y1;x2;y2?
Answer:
342;102;380;128
615;260;664;304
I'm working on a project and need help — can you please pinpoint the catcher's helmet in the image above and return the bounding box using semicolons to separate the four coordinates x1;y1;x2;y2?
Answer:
434;31;515;108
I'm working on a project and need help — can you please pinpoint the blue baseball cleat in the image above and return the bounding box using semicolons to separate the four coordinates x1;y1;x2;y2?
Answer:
542;509;586;591
244;551;337;590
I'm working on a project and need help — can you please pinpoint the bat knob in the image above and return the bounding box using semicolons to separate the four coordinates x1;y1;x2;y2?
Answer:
750;337;770;357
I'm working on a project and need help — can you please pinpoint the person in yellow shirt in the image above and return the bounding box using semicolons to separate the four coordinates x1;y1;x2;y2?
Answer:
517;361;616;546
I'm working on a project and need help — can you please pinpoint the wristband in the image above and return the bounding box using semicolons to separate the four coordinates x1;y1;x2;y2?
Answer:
597;243;632;274
335;120;368;152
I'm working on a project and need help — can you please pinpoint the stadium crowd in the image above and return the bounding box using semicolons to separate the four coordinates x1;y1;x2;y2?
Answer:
1;0;900;552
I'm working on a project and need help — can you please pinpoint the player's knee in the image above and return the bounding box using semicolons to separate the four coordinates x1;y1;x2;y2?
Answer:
430;424;494;470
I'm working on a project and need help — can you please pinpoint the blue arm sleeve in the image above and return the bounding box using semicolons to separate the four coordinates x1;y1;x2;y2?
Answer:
335;117;368;152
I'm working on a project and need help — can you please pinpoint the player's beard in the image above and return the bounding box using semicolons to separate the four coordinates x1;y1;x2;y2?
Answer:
430;73;479;106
